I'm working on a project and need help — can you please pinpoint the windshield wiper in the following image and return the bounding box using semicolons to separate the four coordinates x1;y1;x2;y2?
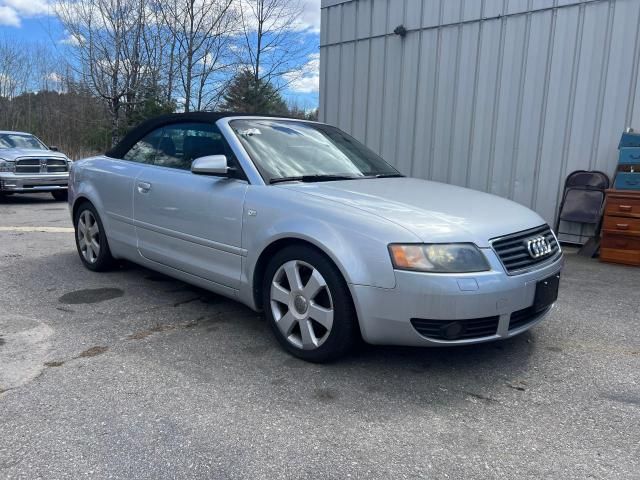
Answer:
269;174;359;184
370;173;405;178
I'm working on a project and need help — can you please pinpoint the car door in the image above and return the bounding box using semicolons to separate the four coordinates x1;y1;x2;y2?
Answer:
132;121;247;290
90;129;163;255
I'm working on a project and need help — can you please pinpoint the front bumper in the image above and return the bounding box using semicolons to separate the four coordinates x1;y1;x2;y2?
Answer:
0;173;69;193
350;250;564;346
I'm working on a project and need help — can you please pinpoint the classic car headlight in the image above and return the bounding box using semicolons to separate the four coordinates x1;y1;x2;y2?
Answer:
0;159;15;172
388;243;490;273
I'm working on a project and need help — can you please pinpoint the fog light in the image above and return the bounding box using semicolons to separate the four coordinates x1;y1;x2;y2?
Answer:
442;321;465;340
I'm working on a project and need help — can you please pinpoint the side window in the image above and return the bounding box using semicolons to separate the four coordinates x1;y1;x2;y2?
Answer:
123;128;163;164
154;122;226;171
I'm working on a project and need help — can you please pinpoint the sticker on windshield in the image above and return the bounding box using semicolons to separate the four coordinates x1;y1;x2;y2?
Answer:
238;128;261;136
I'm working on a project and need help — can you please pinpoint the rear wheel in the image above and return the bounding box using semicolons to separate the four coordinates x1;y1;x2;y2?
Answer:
263;245;358;363
74;202;114;271
51;190;68;201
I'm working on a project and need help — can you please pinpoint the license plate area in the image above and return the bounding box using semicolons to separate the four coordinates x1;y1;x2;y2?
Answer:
534;273;560;312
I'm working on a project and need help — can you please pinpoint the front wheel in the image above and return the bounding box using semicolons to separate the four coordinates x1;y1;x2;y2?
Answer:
263;245;358;363
74;202;114;271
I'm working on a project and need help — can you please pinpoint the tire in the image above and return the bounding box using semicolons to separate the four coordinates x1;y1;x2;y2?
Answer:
73;202;114;271
263;245;358;363
51;190;68;201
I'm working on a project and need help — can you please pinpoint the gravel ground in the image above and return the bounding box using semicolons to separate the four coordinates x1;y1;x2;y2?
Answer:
1;193;639;479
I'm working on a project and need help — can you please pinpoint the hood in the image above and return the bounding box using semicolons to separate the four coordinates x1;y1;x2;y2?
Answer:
0;148;68;161
279;178;547;247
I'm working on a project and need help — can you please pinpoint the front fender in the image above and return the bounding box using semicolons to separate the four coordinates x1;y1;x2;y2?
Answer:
239;185;420;308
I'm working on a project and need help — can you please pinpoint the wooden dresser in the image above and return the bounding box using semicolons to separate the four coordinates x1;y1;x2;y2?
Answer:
600;189;640;266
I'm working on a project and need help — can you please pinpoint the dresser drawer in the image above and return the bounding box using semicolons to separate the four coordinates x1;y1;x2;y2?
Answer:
619;131;640;149
600;247;640;266
603;215;640;234
601;233;640;250
605;196;640;218
614;172;640;190
618;147;640;165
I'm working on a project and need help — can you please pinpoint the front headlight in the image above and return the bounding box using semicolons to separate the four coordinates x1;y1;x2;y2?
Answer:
0;159;15;173
388;243;490;273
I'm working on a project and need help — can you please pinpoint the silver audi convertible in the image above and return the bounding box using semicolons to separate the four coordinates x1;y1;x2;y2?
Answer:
69;113;563;362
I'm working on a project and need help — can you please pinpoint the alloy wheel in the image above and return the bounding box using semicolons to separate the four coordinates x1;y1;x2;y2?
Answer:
270;260;334;350
77;210;101;264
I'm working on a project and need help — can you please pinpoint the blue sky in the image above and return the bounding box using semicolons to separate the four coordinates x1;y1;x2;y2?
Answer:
0;0;321;109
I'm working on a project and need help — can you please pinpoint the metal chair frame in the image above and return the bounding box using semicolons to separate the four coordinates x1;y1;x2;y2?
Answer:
554;170;610;247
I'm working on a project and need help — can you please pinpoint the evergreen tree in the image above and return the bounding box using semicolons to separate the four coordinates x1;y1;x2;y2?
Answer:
219;69;289;115
123;84;176;132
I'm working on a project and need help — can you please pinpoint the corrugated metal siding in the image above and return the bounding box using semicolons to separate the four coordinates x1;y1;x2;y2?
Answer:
319;0;640;237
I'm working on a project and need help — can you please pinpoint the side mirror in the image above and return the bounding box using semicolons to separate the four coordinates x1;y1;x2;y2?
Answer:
49;146;59;151
191;155;231;176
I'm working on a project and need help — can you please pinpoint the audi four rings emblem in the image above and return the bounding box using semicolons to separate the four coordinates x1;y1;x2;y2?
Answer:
526;236;552;259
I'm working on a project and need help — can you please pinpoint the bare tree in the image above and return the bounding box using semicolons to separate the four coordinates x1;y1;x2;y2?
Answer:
155;0;238;112
0;35;112;159
0;36;31;101
56;0;158;145
237;0;308;92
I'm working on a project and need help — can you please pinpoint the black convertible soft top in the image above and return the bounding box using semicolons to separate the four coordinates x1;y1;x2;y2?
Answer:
105;112;288;159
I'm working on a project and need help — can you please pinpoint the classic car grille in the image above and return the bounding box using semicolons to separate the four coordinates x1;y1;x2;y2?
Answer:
509;305;551;331
411;316;500;341
15;158;68;174
491;225;560;275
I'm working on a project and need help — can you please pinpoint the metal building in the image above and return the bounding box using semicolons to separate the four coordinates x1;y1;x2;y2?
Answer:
319;0;640;229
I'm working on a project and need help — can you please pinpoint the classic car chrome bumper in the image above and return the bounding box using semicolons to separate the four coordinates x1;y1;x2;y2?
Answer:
0;173;69;192
350;249;564;346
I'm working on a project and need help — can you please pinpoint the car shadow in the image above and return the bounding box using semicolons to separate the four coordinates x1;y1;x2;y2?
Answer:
23;248;540;411
0;193;62;204
110;263;540;411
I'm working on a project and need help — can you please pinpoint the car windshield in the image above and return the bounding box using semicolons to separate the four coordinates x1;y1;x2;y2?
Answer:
0;133;47;150
229;119;401;183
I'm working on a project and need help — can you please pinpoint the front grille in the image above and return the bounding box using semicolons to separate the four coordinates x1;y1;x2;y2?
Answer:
509;306;551;331
491;225;560;274
15;158;40;173
411;316;500;341
15;158;68;174
46;159;67;172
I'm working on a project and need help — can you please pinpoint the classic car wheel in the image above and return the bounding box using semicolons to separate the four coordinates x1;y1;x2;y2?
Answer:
263;245;358;363
51;190;68;201
74;203;114;271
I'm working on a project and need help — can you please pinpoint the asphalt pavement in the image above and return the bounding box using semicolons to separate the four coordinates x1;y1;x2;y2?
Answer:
1;193;639;479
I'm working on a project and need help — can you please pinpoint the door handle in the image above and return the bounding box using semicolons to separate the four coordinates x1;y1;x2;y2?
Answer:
137;181;152;193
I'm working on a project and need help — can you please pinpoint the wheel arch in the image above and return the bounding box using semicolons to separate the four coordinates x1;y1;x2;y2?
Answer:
71;195;94;222
251;236;354;312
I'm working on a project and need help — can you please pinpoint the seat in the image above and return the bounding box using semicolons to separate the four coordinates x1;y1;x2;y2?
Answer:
153;137;180;167
555;170;610;251
183;136;226;164
158;137;176;157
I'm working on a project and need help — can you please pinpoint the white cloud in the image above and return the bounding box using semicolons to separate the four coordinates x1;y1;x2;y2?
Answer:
0;5;20;26
285;52;319;93
0;0;53;26
59;31;83;46
46;72;62;83
235;0;320;33
2;0;52;16
297;0;320;32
